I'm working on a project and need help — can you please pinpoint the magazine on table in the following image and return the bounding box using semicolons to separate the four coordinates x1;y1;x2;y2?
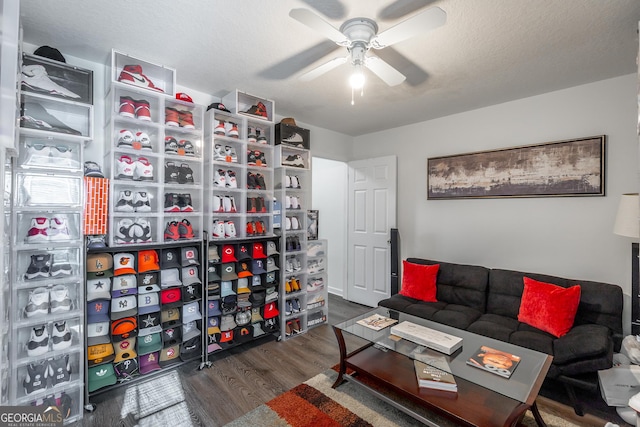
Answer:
411;345;453;373
356;313;398;331
466;345;521;379
414;360;458;392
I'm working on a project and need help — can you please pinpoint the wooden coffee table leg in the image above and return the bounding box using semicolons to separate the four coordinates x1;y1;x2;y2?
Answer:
332;326;347;388
530;401;547;427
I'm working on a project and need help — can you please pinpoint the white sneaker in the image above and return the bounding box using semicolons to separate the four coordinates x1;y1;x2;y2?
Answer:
135;132;153;151
285;259;294;273
285;195;291;209
51;321;72;351
134;157;154;181
212;220;225;238
226;170;237;188
247;126;257;143
50;285;72;313
116;155;135;179
290;175;300;189
214;144;226;161
291;216;300;230
224;196;237;213
134;191;152;212
116;190;134;212
22;64;81;99
24;287;49;318
227;123;239;138
26;325;49;357
117;129;134;148
213;195;223;212
49;217;71;241
225;146;238;163
115;218;135;243
133;218;152;243
26;217;49;242
224;221;236;238
214;169;226;187
285;175;291;188
291;196;299;209
214;121;226;136
285;217;292;231
282;154;305;168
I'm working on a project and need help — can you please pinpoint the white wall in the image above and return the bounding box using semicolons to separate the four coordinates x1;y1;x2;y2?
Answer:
352;74;637;334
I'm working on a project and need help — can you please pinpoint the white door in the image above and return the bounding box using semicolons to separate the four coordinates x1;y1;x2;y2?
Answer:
347;155;397;307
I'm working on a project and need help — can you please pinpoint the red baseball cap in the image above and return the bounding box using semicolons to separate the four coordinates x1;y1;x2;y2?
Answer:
161;288;181;306
221;245;237;263
252;243;267;259
176;92;193;103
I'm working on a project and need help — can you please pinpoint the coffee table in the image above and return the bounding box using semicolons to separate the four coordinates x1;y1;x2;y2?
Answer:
332;307;553;427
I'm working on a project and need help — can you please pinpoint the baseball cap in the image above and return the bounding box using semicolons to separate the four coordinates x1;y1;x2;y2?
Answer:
114;337;137;363
253;322;266;337
34;45;66;63
87;321;110;346
182;283;202;302
87;278;111;301
251;307;264;323
252;243;267;259
181;336;201;361
88;364;117;392
87;343;115;366
111;316;137;341
207;332;222;353
220;314;237;331
237;278;251;294
280;117;297;127
137;332;162;355
207;316;221;334
114;358;139;382
220;281;235;297
220;330;234;343
181;247;199;266
265;287;278;302
207;102;230;113
237;244;251;261
84;162;105;179
207;299;222;316
266;241;279;256
159;344;180;367
161;288;182;307
235;308;251;325
221;264;238;281
182;320;201;341
162;248;181;268
236;325;253;343
161;268;182;288
207;281;220;295
162;327;182;347
111;274;137;298
87;253;113;279
182;266;202;286
208;263;221;281
266;257;279;272
138;292;160;315
251;275;265;290
138;250;160;273
209;246;220;262
237;293;252;309
236;262;253;278
87;299;110;324
182;301;202;323
139;351;162;374
161;307;181;327
114;253;136;276
263;302;279;319
249;291;265;306
221;245;237;263
137;272;160;293
251;259;267;275
266;272;277;284
176;92;193;103
138;312;162;336
110;295;137;320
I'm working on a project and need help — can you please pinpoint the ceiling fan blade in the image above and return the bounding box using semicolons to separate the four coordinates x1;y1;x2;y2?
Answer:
372;6;446;48
377;0;433;21
289;8;349;45
299;56;348;81
300;0;346;20
364;56;406;86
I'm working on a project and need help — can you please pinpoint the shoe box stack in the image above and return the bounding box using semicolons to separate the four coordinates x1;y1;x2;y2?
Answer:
85;245;204;394
105;50;204;247
305;240;328;328
205;240;280;353
6;52;92;420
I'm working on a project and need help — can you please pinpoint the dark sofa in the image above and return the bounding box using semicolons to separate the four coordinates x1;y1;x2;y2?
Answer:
378;257;624;415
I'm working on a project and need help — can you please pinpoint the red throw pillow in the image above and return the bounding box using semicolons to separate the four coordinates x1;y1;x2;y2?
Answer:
399;260;439;302
518;277;581;338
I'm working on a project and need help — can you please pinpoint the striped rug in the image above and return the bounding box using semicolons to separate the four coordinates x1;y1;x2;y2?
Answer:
224;369;582;427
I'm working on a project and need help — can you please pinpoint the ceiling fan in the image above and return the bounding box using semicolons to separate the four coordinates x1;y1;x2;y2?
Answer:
289;6;446;89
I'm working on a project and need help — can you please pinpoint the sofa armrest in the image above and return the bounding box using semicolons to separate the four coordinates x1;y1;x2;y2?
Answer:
553;324;611;365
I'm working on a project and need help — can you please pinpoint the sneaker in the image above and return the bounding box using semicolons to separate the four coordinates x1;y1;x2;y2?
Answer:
247;172;257;189
307;242;325;257
255;174;267;189
244;102;268;118
164;193;180;212
292;318;302;334
178;219;195;239
291;196;300;209
50;285;72;313
49;217;70;241
282;154;304;168
50;253;73;277
165;161;180;183
118;96;135;118
293;257;302;272
117;64;164;92
285;259;294;273
48;354;71;387
164;221;181;241
178;163;194;184
51;321;72;351
223;196;237;213
255;221;266;235
116;190;135;212
257;151;267;167
290;175;300;189
282;132;304;146
292;298;301;313
178;194;194;212
135;132;153;151
228;123;239;138
84;161;104;178
23;359;49;395
24;287;49;318
294;236;301;251
285;175;292;188
86;235;107;249
286;321;293;337
308;259;325;274
256;197;265;213
225;146;238;163
285;195;291;209
214;121;226;136
212;195;223;213
133;218;152;243
214;169;226;187
116;155;135;179
117;129;134;148
21;102;81;135
212;220;225;238
246;222;256;236
134;99;152;121
179;110;195;129
26;217;49;242
180;140;195;156
224;221;236;238
165;107;180;127
285;301;293;316
133;191;152;212
24;254;51;280
247;150;257;166
134;157;154;181
21;64;80;99
26;325;49;357
257;130;267;144
165;136;179;154
291;216;300;230
307;277;324;291
214;144;226;161
247;126;257;143
307;293;325;308
226;170;237;188
115;218;135;244
285;217;291;231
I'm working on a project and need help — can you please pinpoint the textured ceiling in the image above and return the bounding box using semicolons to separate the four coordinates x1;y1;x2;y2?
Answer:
18;0;640;136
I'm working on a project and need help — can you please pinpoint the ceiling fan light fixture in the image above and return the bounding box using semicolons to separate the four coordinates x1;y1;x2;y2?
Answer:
349;64;365;90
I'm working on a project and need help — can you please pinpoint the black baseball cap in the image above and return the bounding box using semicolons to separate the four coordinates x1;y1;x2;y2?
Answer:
34;46;66;63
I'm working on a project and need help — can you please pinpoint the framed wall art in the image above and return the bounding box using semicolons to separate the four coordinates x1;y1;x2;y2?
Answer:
427;136;605;199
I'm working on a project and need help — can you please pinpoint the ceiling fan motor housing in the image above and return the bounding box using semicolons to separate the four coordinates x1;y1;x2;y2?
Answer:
340;18;378;66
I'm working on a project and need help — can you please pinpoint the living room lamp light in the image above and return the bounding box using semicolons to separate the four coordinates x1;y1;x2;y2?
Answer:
613;193;639;238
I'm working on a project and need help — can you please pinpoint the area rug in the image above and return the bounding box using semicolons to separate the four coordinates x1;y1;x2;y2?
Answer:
224;368;583;427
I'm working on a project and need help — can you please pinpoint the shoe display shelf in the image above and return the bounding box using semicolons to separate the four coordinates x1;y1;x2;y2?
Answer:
84;241;205;405
8;128;86;423
275;167;311;340
274;144;311;170
108;49;175;96
305;240;328;330
221;90;274;123
204;107;275;241
203;237;281;362
0;0;20;150
104;81;204;247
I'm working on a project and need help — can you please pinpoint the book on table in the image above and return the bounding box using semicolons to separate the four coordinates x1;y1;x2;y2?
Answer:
390;321;463;355
466;345;521;379
414;360;458;392
356;313;398;331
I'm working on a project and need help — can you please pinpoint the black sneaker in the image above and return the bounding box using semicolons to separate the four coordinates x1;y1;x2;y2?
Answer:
164;193;180;212
294;236;301;251
257;151;267;167
255;173;266;189
247;150;257;166
255;197;264;213
178;163;194;184
115;190;134;212
282;154;304;168
179;194;194;212
165;136;178;154
50;254;73;277
25;254;51;280
165;161;179;183
247;172;257;189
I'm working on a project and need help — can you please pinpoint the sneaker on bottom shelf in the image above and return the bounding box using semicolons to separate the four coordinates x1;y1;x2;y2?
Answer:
51;320;72;351
26;217;49;243
133;191;152;212
178;194;193;212
24;287;49;318
116;190;135;212
50;253;73;277
50;285;72;313
24;254;51;280
164;193;180;212
26;324;49;357
164;221;181;241
282;154;305;168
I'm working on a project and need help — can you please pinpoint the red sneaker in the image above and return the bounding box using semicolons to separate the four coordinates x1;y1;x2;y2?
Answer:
134;99;151;121
255;220;265;235
165;107;180;127
119;96;135;118
246;221;256;236
179;219;195;239
179;110;195;129
164;221;180;241
118;65;164;93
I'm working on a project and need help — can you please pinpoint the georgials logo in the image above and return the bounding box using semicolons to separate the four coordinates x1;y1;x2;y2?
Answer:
0;406;63;425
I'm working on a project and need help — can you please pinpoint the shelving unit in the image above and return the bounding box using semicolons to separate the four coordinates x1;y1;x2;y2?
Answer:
306;239;328;329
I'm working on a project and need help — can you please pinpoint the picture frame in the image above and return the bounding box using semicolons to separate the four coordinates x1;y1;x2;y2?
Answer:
307;210;318;240
427;136;605;199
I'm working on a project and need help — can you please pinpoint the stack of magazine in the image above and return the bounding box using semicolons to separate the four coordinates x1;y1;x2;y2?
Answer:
412;346;457;392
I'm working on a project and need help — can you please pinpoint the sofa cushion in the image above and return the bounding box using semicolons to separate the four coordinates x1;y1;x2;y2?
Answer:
552;324;611;365
510;329;554;356
430;304;482;330
467;314;519;342
378;294;427;313
399;260;438;302
518;277;581;338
